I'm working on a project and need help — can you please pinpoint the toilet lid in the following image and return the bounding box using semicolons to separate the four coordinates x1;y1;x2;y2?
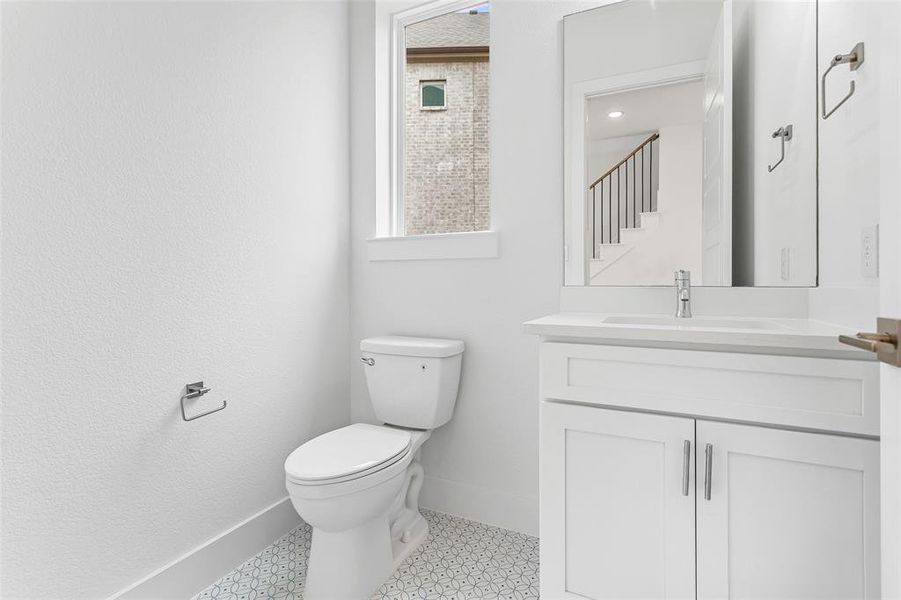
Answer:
284;423;412;482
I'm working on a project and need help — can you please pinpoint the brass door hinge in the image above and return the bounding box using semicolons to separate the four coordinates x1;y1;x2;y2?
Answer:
839;317;901;366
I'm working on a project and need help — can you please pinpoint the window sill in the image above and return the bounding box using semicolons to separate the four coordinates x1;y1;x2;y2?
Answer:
367;230;499;262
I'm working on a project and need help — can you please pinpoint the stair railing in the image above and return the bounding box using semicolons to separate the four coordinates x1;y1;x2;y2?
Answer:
588;132;659;257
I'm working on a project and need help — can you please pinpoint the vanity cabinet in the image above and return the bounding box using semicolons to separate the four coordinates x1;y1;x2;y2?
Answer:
538;341;881;600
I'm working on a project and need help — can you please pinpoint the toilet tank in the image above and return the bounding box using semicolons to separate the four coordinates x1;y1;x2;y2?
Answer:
360;336;464;430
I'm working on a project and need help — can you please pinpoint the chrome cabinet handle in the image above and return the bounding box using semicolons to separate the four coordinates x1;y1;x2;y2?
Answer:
821;42;864;120
704;443;713;501
767;125;793;172
682;440;691;497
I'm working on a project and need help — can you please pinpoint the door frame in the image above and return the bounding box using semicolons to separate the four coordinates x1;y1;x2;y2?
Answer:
564;60;705;286
878;2;901;595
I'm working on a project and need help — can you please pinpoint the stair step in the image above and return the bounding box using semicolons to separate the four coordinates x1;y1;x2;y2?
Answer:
639;211;661;228
620;227;647;244
590;242;634;278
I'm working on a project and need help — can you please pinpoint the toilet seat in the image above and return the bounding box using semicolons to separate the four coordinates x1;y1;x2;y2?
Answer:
285;423;412;486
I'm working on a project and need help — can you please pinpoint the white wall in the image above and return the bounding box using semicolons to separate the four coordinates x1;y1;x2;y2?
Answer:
349;0;596;536
563;0;720;85
1;2;350;598
732;0;817;287
809;0;885;328
588;133;650;184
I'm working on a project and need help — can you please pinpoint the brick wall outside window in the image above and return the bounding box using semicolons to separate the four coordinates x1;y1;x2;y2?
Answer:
404;59;489;235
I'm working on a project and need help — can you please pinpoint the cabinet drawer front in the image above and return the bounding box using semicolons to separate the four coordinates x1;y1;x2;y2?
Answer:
541;343;879;436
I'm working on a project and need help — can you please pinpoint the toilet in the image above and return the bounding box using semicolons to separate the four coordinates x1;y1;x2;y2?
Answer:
284;336;464;599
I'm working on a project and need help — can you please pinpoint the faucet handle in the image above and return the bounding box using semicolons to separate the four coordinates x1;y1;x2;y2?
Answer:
674;269;691;282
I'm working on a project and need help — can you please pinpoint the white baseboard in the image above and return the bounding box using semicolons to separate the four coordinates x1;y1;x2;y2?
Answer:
420;475;538;538
108;497;301;600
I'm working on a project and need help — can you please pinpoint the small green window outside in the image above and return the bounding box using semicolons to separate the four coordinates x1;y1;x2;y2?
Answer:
420;81;446;109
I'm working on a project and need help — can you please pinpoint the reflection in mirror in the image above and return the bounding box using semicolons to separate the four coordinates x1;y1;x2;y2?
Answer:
564;0;817;287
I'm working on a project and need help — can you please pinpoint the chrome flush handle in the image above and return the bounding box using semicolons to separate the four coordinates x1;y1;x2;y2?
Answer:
361;357;375;366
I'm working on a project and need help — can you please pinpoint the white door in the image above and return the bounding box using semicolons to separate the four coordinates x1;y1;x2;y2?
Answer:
696;421;881;599
701;0;733;285
540;402;695;599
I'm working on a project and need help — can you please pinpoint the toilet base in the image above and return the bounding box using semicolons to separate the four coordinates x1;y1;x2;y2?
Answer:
302;510;429;600
304;515;394;600
390;512;428;568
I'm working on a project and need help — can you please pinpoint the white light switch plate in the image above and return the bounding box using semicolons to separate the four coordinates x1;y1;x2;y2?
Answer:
861;225;878;278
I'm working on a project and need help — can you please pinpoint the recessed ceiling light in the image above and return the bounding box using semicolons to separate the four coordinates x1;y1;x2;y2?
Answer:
608;110;624;119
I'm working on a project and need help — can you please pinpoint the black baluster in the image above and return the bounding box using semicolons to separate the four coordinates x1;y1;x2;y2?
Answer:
641;146;646;213
607;177;612;245
617;167;621;243
650;137;654;212
632;155;636;227
626;158;631;228
591;185;596;258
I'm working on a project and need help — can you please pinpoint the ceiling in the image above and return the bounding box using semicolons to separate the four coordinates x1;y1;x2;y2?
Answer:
587;79;705;140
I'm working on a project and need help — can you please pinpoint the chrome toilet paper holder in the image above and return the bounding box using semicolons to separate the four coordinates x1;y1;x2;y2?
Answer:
180;381;226;422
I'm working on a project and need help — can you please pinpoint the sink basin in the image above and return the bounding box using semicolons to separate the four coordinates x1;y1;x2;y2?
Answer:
602;315;786;330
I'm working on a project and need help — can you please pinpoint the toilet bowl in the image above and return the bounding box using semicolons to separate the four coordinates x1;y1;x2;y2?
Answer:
284;336;464;599
286;424;430;599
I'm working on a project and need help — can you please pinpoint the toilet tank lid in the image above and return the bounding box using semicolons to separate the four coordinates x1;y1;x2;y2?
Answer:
360;336;464;358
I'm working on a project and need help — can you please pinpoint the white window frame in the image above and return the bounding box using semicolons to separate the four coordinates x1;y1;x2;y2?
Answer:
419;79;447;110
368;0;497;261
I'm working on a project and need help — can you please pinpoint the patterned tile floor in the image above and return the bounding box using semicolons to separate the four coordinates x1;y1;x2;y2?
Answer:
193;509;539;600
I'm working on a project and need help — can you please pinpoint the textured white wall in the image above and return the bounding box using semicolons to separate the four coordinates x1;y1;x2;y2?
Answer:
1;2;350;598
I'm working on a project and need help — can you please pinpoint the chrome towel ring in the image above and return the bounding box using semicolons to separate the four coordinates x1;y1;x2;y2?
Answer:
821;42;864;120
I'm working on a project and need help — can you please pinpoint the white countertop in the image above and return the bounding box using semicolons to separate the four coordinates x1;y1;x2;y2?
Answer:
523;312;873;360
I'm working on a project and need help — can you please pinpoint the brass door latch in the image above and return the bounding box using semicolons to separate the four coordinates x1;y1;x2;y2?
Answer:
839;317;901;366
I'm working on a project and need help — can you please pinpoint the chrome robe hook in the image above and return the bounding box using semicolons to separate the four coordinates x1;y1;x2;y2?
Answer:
821;42;864;119
768;125;793;173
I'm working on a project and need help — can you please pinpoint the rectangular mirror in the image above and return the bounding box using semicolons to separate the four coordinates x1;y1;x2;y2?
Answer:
564;0;817;287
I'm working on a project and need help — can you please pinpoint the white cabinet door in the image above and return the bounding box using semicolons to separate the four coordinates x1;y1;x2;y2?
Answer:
696;421;880;599
540;402;696;599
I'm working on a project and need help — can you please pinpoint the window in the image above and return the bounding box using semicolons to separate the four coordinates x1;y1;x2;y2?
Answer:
397;3;491;237
420;80;446;109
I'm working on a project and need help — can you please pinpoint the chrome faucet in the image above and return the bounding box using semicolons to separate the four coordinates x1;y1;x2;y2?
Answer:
675;270;692;318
